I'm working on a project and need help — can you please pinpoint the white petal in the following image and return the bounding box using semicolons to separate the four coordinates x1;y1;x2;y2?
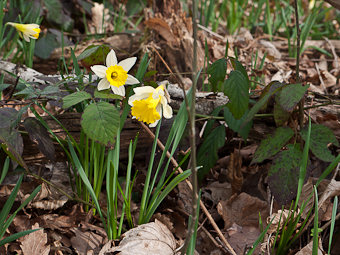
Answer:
118;57;137;72
111;86;125;96
91;65;107;78
133;86;155;95
98;78;110;90
149;119;160;128
25;24;40;29
106;49;117;67
163;103;173;119
23;34;30;42
125;74;139;85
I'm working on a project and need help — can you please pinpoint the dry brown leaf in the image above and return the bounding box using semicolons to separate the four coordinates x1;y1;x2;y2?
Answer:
20;223;50;255
108;220;176;255
145;17;177;45
320;70;337;87
295;239;324;255
202;181;232;206
70;228;103;255
217;192;268;229
226;224;262;255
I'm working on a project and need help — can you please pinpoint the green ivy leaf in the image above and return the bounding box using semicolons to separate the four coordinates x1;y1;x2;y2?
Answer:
81;102;120;145
62;91;92;109
300;124;339;162
223;70;249;119
278;83;309;112
252;127;294;164
208;58;227;92
197;125;226;181
268;144;302;205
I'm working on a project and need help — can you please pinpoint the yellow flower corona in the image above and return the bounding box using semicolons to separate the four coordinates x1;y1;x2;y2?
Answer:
6;22;40;42
131;96;161;124
128;84;173;127
90;49;139;97
105;65;128;88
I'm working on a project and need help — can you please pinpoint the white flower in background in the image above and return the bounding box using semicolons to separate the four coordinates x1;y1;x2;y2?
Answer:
6;22;40;42
90;49;139;96
128;84;173;127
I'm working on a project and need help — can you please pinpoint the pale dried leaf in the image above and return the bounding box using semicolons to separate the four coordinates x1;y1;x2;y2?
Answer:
266;209;300;235
90;3;109;34
20;223;50;255
108;220;176;255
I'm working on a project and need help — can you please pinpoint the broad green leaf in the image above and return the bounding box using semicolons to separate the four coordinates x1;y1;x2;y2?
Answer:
62;91;91;109
223;70;249;119
81;102;120;145
0;108;18;129
0;128;23;169
34;31;59;59
197;125;226;180
300;124;339;162
252;127;294;164
44;0;73;30
241;81;284;128
23;118;55;161
268;144;302;205
0;84;12;92
13;87;36;99
79;45;111;69
274;92;290;126
94;89;123;100
278;83;309;112
224;107;252;140
208;58;227;92
230;58;250;86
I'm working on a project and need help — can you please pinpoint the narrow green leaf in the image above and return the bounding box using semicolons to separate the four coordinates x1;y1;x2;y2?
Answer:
252;127;294;164
81;102;120;145
223;70;249;119
300;124;339;162
62;91;91;109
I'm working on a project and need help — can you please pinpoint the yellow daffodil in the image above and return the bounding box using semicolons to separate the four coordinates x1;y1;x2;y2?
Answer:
90;49;139;97
6;22;40;42
128;84;173;127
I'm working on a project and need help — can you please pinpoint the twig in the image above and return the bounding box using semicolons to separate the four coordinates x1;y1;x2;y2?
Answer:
138;121;237;255
315;63;328;94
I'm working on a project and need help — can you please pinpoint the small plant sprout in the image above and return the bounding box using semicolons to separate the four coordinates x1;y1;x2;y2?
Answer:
90;49;139;96
128;84;173;127
6;22;40;42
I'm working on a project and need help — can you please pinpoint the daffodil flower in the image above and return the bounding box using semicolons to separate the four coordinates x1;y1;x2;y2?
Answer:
6;22;40;42
128;84;173;127
90;49;139;97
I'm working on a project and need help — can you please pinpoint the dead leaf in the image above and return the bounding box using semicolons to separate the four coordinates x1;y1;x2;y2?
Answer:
145;17;177;45
20;223;50;255
90;3;110;34
226;223;262;255
227;149;243;194
108;220;176;255
70;228;103;255
217;192;268;229
202;181;232;206
295;239;324;255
